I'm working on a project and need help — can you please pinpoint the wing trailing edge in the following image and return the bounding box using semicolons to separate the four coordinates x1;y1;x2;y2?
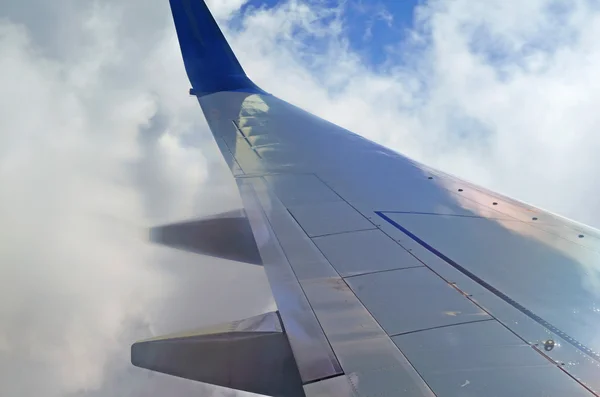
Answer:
131;311;305;396
149;210;263;265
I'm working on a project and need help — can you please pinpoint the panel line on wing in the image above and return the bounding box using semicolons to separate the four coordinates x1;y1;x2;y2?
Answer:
342;265;425;280
375;210;600;365
232;119;262;159
246;176;437;396
276;194;440;396
372;211;600;396
295;226;378;239
381;210;506;219
256;190;343;377
237;178;344;384
388;318;495;338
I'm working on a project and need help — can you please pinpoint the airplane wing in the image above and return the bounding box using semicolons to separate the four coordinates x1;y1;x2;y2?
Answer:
131;1;600;396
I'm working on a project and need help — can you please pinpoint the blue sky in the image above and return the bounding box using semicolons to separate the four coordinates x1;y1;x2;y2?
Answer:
239;0;421;66
342;0;420;65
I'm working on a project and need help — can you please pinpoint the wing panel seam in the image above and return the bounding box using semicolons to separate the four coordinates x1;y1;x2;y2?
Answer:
376;211;600;362
283;204;438;396
376;210;599;396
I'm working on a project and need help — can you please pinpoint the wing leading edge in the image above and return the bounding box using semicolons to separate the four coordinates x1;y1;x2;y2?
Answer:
132;1;600;396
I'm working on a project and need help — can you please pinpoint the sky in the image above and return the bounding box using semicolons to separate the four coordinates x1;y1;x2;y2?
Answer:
1;0;600;396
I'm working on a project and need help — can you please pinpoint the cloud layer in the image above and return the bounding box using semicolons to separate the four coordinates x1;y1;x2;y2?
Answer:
2;0;600;396
227;0;600;226
0;1;271;396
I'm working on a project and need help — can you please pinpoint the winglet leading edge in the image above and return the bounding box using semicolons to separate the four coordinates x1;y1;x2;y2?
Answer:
169;0;266;96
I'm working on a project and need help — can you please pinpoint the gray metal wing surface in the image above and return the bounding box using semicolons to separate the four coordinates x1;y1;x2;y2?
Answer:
132;1;600;396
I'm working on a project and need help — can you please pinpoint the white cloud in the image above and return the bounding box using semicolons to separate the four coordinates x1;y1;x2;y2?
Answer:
0;17;162;394
206;0;250;20
227;0;600;227
0;1;270;396
2;0;600;396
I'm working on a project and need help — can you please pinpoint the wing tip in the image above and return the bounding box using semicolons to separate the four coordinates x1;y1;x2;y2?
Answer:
169;0;266;96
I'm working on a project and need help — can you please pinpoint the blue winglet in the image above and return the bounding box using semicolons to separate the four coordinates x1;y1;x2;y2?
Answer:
169;0;266;96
